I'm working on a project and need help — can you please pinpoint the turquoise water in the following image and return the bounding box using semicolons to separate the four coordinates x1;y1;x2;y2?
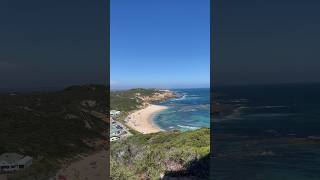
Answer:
153;88;210;131
213;84;320;180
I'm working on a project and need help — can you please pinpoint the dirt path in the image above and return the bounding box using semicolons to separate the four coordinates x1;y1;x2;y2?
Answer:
55;149;109;180
0;174;7;180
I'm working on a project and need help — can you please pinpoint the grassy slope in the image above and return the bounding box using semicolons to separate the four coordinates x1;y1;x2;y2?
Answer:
111;128;210;179
0;85;108;180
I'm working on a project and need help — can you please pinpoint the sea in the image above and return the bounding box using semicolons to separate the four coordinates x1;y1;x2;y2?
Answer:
212;83;320;180
153;88;210;131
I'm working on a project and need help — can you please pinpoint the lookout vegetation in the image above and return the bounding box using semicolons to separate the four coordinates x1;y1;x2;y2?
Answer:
110;88;210;179
111;128;210;179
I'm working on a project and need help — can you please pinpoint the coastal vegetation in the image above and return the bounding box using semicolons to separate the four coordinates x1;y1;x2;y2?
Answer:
110;88;210;179
110;88;175;132
0;85;109;180
111;128;210;179
110;88;164;112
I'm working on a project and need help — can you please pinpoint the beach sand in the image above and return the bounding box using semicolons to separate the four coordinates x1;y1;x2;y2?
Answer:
126;104;167;134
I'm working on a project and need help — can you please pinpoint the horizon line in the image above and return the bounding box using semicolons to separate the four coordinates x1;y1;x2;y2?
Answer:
110;86;210;91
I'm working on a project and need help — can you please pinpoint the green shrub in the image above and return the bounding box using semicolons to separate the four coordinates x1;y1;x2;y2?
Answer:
111;128;210;179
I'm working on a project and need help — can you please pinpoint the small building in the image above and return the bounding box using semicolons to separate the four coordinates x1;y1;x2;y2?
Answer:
0;153;32;172
110;110;121;117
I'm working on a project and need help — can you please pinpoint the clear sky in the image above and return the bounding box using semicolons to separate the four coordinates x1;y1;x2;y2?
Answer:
0;0;106;91
214;0;320;86
110;0;210;89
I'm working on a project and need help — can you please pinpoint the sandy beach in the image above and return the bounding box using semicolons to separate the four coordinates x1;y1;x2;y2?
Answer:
126;104;168;134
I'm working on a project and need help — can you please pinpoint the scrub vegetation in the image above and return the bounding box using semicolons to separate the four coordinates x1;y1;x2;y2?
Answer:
111;128;210;180
0;85;109;180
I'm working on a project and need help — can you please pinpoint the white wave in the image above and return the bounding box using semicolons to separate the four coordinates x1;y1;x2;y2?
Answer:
186;97;200;100
171;94;187;101
177;125;199;130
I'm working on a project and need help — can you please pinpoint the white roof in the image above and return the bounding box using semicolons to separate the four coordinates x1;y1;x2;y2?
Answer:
0;160;10;166
0;153;32;165
0;153;23;164
17;156;32;165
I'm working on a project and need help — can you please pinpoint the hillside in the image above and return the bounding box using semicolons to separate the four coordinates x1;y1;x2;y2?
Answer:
110;88;176;113
111;128;210;180
0;85;109;180
110;88;176;130
110;88;210;179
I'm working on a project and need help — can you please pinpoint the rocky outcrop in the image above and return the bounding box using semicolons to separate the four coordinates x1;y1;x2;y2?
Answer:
138;90;177;105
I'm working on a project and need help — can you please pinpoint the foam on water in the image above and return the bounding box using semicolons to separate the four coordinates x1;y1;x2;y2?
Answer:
177;125;199;130
213;84;320;179
153;88;210;131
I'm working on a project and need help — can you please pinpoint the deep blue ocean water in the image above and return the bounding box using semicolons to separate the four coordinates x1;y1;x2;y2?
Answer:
212;84;320;180
153;88;210;131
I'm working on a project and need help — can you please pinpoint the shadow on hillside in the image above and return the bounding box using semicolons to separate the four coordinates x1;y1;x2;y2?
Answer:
162;154;210;180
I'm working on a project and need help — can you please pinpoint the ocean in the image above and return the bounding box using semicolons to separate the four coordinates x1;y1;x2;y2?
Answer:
153;88;210;131
212;83;320;180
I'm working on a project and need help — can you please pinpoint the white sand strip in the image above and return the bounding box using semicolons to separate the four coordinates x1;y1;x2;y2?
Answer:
126;104;167;134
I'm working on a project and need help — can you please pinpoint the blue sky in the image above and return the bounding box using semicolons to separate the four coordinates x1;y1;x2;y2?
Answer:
110;0;210;89
1;0;106;91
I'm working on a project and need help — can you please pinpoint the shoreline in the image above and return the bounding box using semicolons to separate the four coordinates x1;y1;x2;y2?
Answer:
126;104;168;134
